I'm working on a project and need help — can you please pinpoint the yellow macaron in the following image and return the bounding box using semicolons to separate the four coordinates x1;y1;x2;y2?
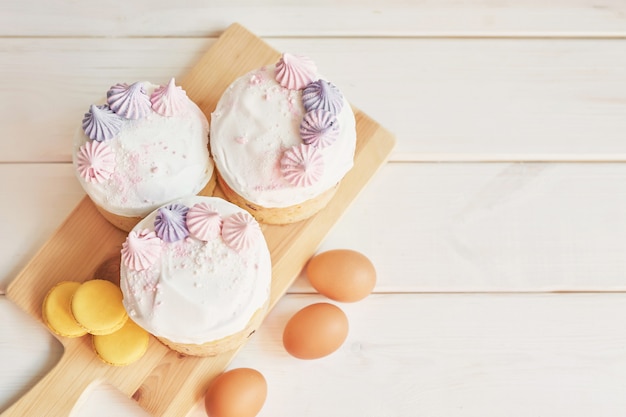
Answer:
42;281;88;338
71;279;128;335
92;319;150;366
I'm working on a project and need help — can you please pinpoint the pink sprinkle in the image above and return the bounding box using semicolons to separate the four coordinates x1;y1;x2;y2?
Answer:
286;94;301;117
234;136;248;144
151;166;158;173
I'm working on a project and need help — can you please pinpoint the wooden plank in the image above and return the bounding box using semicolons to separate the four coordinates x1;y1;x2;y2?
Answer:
3;161;626;295
297;162;626;293
1;38;625;163
1;1;625;37
225;293;626;417
4;293;626;416
281;38;626;162
2;23;395;417
0;164;84;292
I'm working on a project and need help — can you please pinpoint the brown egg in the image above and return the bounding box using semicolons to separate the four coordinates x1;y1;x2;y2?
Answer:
205;368;267;417
283;302;348;359
306;249;376;302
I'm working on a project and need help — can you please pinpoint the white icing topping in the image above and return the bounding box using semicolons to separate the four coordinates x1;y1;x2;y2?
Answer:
119;196;271;345
72;82;213;217
210;65;356;208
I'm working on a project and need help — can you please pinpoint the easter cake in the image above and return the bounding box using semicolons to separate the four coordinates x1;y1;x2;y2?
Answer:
72;79;216;232
210;53;357;224
119;195;272;356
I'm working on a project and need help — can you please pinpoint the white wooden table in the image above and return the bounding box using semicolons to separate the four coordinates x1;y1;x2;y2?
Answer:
2;2;626;416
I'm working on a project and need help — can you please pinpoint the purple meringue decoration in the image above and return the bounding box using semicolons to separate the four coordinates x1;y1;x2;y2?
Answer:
154;203;190;243
106;82;152;120
82;104;123;142
302;80;344;115
300;109;340;149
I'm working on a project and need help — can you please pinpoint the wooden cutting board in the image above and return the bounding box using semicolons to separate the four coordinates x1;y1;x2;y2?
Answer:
3;23;395;417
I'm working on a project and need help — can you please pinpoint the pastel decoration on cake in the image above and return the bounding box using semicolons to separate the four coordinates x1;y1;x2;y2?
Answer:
72;79;216;232
119;196;272;357
299;109;339;149
75;140;116;184
150;78;189;117
121;229;163;272
221;211;263;253
210;53;357;224
186;202;223;241
107;82;152;120
280;144;325;187
82;104;123;142
154;203;190;243
302;79;344;115
275;53;317;90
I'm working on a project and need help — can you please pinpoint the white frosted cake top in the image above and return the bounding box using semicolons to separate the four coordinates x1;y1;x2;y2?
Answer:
72;80;213;218
119;196;271;345
210;58;356;208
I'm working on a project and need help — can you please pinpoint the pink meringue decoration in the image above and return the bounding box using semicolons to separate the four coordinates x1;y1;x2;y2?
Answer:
154;203;190;243
121;229;163;271
76;140;115;183
82;104;123;142
222;211;263;254
302;80;344;115
280;143;325;187
150;78;188;117
300;109;340;149
275;53;317;90
186;202;223;242
106;82;151;120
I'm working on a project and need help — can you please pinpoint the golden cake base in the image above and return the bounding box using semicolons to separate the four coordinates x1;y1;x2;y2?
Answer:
157;304;268;357
217;172;339;225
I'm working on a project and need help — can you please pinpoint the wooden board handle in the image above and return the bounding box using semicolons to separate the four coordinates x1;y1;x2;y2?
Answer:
1;349;99;417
